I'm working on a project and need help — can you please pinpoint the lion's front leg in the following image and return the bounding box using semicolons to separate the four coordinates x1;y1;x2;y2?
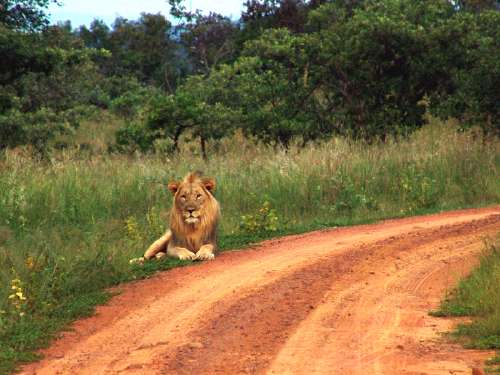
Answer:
144;230;172;260
195;244;215;261
167;245;197;260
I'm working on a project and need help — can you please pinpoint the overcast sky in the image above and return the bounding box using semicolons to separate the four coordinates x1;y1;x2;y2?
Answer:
48;0;246;28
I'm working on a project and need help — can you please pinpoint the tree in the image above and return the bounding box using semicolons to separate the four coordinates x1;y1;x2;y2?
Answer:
0;106;69;153
241;0;310;34
42;21;83;49
0;14;106;153
179;12;239;75
77;14;179;90
453;0;499;12
145;74;237;159
228;29;324;147
0;0;59;31
305;0;459;140
0;25;61;87
168;0;239;75
429;9;500;136
78;19;110;50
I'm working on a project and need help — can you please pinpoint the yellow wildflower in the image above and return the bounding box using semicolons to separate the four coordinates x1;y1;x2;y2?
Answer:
25;256;35;270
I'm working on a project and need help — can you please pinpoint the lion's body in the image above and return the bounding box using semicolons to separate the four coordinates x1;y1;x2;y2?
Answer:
144;172;220;261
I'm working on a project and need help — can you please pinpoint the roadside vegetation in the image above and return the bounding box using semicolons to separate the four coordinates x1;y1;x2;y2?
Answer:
1;118;499;373
433;235;500;373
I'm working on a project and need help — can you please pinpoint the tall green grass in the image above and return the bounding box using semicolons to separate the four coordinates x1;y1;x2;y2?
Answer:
433;236;500;373
0;119;499;373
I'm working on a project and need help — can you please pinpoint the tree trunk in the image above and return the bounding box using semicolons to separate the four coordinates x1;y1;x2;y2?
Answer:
200;136;208;162
173;127;182;153
164;67;174;94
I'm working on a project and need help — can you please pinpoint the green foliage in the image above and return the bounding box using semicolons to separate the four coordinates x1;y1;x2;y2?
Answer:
0;0;59;31
306;0;454;140
115;73;238;158
455;0;500;12
118;0;499;149
485;355;500;374
113;122;155;153
178;12;239;75
234;29;323;146
145;94;188;150
0;26;62;87
16;51;105;112
77;14;180;89
0;23;109;154
0;105;71;153
168;0;239;76
331;173;378;213
95;75;144;107
110;85;160;120
78;19;110;49
111;93;142;119
3;0;500;154
434;237;500;351
240;201;279;233
125;206;165;244
399;168;441;213
240;0;314;37
430;10;500;136
0;1;499;371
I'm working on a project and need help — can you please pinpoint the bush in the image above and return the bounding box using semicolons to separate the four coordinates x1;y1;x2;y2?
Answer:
0;105;71;154
110;86;160;120
113;122;155;153
240;201;279;234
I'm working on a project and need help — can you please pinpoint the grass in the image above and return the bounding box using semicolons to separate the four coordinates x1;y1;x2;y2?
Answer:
486;356;500;374
433;236;500;373
0;117;499;373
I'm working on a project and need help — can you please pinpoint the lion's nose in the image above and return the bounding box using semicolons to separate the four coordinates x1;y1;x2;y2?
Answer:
187;208;195;214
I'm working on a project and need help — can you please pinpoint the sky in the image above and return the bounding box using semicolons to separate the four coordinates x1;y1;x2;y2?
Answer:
48;0;246;28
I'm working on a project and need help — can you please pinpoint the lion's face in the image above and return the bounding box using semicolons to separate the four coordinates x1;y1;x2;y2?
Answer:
168;174;216;226
175;184;209;224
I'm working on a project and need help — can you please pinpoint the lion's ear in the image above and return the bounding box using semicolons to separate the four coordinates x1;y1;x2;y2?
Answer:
203;178;216;192
167;181;180;195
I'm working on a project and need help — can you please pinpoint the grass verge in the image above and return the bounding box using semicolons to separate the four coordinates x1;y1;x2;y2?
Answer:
432;235;500;373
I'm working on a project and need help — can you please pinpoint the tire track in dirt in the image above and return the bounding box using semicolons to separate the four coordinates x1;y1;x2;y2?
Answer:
268;222;498;375
20;207;500;375
165;215;500;375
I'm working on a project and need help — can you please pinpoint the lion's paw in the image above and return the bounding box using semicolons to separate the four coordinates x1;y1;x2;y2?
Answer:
195;250;215;261
177;249;197;260
129;257;145;265
155;252;166;260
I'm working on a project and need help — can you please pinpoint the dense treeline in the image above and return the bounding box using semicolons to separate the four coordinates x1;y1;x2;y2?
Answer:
0;0;499;157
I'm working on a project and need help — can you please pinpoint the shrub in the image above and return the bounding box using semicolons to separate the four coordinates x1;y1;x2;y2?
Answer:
240;201;279;234
113;122;154;153
0;105;71;154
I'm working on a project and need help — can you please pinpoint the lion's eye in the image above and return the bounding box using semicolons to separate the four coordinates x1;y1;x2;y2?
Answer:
180;195;186;201
196;194;202;200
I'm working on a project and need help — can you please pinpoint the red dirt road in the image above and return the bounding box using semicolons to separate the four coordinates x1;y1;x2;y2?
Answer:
21;207;500;375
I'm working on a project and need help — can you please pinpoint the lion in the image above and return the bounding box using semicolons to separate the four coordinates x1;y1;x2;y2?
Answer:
143;171;220;261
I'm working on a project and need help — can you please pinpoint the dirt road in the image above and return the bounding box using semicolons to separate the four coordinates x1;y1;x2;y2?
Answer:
22;207;500;375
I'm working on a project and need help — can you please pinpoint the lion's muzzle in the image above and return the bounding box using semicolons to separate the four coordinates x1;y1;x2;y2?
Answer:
184;210;201;224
